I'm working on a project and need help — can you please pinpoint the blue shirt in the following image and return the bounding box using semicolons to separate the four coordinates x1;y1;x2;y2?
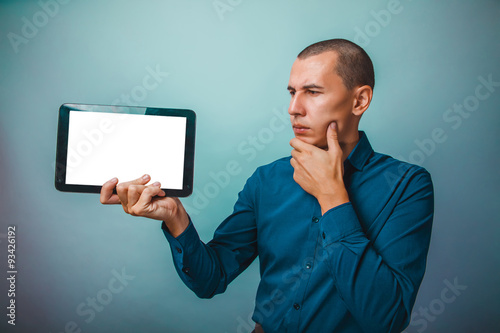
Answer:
162;131;434;333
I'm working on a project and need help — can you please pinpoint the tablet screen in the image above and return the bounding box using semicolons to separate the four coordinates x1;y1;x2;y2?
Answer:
55;104;196;197
66;111;186;189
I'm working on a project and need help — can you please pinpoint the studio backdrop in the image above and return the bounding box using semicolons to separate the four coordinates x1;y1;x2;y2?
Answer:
0;0;499;332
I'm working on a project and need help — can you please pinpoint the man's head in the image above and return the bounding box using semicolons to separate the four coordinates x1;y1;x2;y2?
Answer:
288;39;374;148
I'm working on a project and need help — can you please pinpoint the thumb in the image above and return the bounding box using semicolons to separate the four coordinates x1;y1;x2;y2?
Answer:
327;122;341;154
132;174;151;185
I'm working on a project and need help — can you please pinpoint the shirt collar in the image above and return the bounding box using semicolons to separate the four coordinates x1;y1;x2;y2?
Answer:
345;131;373;171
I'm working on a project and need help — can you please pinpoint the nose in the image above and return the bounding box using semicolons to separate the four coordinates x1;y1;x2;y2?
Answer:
288;92;306;116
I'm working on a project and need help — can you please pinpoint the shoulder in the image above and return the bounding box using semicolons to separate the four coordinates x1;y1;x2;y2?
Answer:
237;156;294;203
368;151;433;194
244;156;293;186
371;151;430;175
258;156;292;170
252;156;292;176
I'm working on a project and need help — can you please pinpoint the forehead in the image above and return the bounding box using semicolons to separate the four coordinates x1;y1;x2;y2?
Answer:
288;51;340;86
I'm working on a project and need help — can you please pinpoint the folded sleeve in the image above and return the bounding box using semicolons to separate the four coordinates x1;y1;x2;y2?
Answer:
162;173;259;298
319;169;434;333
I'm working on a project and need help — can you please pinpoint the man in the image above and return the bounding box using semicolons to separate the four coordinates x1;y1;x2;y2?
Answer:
100;39;434;332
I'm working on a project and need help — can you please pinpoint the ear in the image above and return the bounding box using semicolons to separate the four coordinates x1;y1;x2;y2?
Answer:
351;85;373;117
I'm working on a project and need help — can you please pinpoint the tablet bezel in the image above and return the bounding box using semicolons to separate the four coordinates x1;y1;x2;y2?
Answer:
55;103;196;197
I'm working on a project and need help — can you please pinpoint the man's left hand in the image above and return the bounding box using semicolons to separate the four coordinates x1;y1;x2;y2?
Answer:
290;122;349;214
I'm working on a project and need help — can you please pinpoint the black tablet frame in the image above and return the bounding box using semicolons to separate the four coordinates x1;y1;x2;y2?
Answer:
55;103;196;197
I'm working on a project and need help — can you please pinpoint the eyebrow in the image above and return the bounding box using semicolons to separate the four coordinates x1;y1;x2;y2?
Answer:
287;84;324;91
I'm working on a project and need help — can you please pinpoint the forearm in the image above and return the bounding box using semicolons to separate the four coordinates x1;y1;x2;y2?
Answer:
162;203;258;299
324;230;411;332
320;203;431;332
162;220;226;298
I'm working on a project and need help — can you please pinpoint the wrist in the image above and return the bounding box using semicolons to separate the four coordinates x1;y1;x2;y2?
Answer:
164;203;189;238
317;187;349;215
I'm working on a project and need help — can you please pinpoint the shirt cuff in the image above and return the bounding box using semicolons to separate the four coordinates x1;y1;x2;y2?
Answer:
320;202;363;246
163;219;205;284
162;217;201;253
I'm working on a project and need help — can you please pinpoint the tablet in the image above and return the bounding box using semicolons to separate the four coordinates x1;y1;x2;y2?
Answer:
55;103;196;197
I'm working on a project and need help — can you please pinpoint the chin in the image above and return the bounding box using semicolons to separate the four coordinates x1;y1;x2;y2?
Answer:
296;135;326;148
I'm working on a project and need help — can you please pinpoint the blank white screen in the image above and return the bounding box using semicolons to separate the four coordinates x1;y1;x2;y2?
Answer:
66;111;186;189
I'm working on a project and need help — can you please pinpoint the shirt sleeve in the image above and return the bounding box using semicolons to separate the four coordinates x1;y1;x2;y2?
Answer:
319;169;434;333
161;174;259;299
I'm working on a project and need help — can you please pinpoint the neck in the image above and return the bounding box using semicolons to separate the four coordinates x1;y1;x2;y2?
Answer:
339;130;359;161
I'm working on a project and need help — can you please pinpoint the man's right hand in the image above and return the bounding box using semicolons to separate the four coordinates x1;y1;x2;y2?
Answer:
100;174;190;237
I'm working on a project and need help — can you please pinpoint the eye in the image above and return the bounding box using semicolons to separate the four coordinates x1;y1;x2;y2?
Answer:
289;90;295;96
307;90;319;95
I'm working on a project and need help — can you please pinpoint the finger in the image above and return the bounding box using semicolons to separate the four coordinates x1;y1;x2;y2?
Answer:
290;156;303;172
127;184;147;211
289;137;308;151
327;122;342;154
129;185;165;217
155;182;166;197
100;177;121;204
116;174;151;208
127;182;165;211
148;181;166;197
290;149;305;167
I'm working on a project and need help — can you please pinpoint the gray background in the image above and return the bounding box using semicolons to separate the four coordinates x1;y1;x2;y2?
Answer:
0;0;499;332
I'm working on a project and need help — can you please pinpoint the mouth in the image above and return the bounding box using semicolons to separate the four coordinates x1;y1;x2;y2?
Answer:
292;123;310;134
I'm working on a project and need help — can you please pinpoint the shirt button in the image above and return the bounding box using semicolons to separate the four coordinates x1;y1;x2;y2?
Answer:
305;263;312;270
293;303;301;310
176;247;182;254
182;267;190;274
312;217;319;223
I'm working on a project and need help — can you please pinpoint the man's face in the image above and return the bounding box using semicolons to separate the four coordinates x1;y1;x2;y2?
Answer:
287;51;357;148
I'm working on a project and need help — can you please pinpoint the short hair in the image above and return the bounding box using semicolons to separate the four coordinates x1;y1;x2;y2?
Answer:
297;39;375;91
